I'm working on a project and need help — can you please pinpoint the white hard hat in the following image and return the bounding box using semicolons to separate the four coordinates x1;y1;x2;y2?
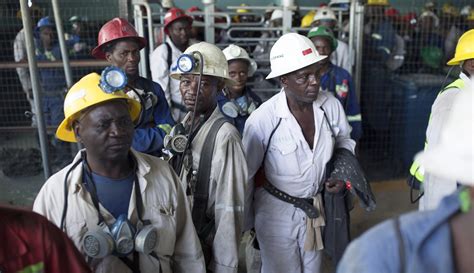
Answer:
270;9;283;21
222;44;258;76
170;42;235;85
313;6;337;22
161;0;174;8
419;11;440;27
266;33;327;79
415;84;474;185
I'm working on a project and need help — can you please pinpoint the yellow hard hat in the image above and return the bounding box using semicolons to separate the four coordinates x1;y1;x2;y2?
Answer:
367;0;389;6
237;3;250;13
467;10;474;21
301;10;316;28
442;3;460;17
56;73;141;142
447;29;474;65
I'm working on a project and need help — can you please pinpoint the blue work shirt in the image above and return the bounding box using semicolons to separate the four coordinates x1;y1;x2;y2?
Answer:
92;172;134;219
34;40;66;94
338;189;462;273
217;86;262;134
130;77;175;156
320;64;362;141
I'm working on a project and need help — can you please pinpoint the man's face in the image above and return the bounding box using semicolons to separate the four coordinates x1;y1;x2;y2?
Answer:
179;74;223;113
105;40;141;78
281;62;324;104
312;19;337;29
40;27;55;49
73;100;134;163
311;36;333;63
462;59;474;76
227;59;249;97
168;19;191;48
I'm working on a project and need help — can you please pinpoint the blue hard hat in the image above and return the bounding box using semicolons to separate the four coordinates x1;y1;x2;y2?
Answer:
36;16;54;31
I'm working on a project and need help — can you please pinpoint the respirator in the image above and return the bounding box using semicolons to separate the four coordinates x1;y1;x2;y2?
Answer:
82;214;157;259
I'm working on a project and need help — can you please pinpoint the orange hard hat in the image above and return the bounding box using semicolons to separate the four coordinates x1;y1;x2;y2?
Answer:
91;18;146;59
163;8;193;34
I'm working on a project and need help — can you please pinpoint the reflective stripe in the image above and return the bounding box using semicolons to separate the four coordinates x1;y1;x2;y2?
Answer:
347;114;362;122
18;262;44;273
441;78;464;94
409;160;425;182
378;46;391;55
408;78;464;182
158;123;172;134
371;33;383;40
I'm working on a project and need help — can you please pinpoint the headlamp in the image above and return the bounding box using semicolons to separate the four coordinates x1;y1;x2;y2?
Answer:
100;66;127;94
176;54;196;73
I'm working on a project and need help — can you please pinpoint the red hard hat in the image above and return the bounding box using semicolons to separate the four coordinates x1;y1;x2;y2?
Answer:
163;8;193;34
91;18;147;59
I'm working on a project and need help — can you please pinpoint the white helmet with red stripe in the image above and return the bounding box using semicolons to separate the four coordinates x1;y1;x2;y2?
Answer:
266;32;327;79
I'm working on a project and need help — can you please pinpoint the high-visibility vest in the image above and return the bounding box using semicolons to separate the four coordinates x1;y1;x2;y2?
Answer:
409;78;465;183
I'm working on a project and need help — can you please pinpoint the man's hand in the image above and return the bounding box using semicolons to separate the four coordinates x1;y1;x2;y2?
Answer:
325;179;344;193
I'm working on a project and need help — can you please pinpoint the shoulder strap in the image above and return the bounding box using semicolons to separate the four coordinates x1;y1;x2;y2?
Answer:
262;118;283;163
441;78;464;94
192;117;228;238
164;42;173;69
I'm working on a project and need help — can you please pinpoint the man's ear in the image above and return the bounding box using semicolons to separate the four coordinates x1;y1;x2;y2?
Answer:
105;51;113;63
280;75;288;88
217;79;225;91
72;121;82;143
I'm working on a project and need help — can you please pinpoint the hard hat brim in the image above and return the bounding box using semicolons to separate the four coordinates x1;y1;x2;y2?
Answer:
55;97;141;142
447;54;472;66
265;55;327;79
91;36;147;59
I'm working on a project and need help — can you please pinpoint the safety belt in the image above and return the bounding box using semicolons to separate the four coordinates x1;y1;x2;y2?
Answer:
192;117;227;240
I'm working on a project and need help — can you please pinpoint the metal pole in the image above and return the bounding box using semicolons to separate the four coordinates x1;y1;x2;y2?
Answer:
281;0;294;34
203;0;215;44
133;4;149;78
354;2;365;102
19;0;51;178
51;0;73;88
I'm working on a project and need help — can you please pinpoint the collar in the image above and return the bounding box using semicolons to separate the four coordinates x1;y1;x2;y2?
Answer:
412;189;461;250
68;149;150;196
459;71;472;88
275;89;329;118
165;36;182;53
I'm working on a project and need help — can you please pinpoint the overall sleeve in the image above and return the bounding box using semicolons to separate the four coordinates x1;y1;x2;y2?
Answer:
171;169;207;273
330;98;356;153
241;116;266;231
132;82;174;155
210;129;248;273
345;75;363;141
14;30;32;91
150;45;172;107
33;174;66;228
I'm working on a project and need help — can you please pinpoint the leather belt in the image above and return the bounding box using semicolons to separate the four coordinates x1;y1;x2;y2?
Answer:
263;181;319;219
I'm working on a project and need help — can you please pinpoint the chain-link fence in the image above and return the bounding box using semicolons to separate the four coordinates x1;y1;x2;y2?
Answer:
0;0;120;205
